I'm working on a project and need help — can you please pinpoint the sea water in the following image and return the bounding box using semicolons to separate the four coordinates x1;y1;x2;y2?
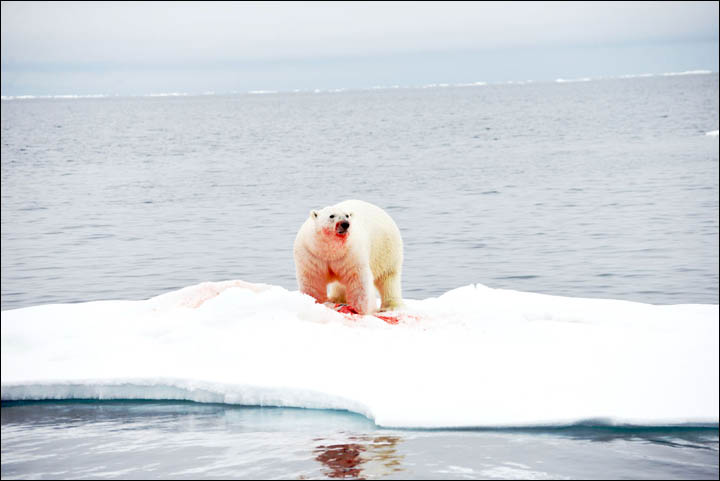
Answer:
1;74;718;309
2;73;719;479
2;402;718;480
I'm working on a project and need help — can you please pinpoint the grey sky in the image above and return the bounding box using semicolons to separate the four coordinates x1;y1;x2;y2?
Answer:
1;1;718;96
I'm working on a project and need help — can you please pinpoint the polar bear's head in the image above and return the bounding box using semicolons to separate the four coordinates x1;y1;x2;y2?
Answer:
310;207;353;238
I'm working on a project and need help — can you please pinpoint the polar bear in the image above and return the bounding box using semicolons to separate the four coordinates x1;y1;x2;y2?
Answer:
293;199;403;314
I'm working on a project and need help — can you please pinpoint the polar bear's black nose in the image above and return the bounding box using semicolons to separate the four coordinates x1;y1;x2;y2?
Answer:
336;221;350;235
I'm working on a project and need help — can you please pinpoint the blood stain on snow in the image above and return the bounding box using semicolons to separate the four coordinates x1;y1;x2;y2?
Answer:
333;304;402;325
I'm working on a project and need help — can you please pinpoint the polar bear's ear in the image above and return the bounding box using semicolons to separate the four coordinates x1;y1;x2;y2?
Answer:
310;210;318;219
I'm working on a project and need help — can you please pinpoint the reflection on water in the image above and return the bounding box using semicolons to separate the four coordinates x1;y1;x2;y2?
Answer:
315;442;366;478
314;435;403;479
1;401;718;479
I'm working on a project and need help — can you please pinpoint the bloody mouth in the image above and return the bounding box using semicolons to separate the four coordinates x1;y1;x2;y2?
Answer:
335;221;350;236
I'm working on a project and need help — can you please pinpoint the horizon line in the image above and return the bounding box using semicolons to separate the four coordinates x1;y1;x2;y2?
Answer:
1;69;716;101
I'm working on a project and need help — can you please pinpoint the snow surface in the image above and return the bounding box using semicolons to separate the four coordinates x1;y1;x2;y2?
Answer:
2;280;718;429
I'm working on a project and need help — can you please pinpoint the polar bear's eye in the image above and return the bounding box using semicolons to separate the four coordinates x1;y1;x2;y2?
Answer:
329;215;335;219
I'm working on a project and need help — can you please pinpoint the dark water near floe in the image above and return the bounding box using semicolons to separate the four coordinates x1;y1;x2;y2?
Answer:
1;75;719;479
2;401;718;480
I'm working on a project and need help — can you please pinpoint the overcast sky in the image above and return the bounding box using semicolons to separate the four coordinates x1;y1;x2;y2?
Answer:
1;1;718;96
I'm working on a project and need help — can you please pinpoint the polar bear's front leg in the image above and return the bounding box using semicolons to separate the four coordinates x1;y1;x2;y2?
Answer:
296;263;329;304
344;268;377;315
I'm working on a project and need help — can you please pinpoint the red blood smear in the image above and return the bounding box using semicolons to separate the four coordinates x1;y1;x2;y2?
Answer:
335;304;359;315
334;304;400;325
375;314;400;325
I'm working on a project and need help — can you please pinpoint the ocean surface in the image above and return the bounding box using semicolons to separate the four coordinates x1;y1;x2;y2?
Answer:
2;73;719;479
2;74;718;309
2;401;718;480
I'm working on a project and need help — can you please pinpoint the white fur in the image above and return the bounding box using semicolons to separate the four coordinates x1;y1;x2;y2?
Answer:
293;199;403;314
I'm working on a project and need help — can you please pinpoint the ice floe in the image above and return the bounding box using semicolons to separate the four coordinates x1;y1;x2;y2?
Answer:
2;280;717;429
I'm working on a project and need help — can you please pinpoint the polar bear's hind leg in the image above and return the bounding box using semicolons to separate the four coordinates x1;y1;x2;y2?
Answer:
377;271;403;311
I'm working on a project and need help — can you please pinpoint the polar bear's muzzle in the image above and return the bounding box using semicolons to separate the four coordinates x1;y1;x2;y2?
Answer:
336;221;350;235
